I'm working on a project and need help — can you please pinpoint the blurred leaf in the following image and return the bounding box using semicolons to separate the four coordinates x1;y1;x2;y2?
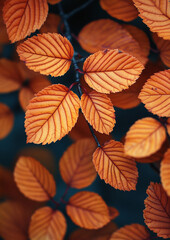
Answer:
0;103;14;140
40;13;61;34
161;148;170;196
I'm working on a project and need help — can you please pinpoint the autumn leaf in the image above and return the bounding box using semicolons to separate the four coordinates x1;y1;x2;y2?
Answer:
161;149;170;196
110;223;150;240
0;59;23;93
139;69;170;117
108;207;119;220
78;19;147;65
17;33;74;77
29;207;67;240
166;118;170;136
69;222;118;240
3;0;48;43
144;182;170;238
0;0;9;44
133;0;170;40
25;84;80;145
124;117;166;158
0;103;14;140
153;33;170;67
66;191;110;229
40;13;61;34
100;0;138;21
69;112;112;145
93;140;138;191
81;91;116;134
14;156;56;201
83;49;144;94
59;138;97;189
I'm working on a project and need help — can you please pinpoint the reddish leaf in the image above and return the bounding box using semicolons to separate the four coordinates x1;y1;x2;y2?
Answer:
93;140;138;191
133;0;170;40
3;0;48;42
59;138;97;189
139;69;170;117
48;0;61;4
81;91;116;134
17;33;74;77
25;84;80;145
0;103;14;140
144;182;170;238
66;191;110;229
100;0;138;21
14;156;56;201
29;207;66;240
124;117;166;158
83;49;144;94
108;207;119;220
110;223;150;240
161;149;170;196
40;13;61;34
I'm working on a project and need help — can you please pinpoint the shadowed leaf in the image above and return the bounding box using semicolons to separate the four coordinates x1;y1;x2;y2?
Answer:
0;103;14;140
161;149;170;196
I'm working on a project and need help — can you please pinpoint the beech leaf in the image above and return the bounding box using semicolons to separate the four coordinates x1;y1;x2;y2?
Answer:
161;149;170;196
0;103;14;140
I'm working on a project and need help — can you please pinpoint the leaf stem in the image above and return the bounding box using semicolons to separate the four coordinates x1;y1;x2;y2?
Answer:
59;184;70;204
58;2;101;148
66;0;94;19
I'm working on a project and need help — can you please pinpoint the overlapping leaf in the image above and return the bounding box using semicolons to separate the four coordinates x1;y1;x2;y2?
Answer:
110;224;150;240
161;149;170;196
108;207;119;220
100;0;138;21
139;70;170;117
124;117;166;158
25;84;80;144
14;156;56;201
3;0;48;42
40;13;60;34
144;182;170;238
0;59;23;93
93;140;138;191
59;138;96;189
48;0;61;4
166;118;170;135
69;112;112;145
133;0;170;40
0;103;14;140
78;19;147;65
0;0;9;44
69;222;118;240
29;207;67;240
17;33;74;77
81;91;115;134
153;33;170;67
83;49;144;94
66;191;110;229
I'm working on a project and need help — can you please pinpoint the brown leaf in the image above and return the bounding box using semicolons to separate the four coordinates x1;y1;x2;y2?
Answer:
161;149;170;196
0;103;14;140
40;13;61;34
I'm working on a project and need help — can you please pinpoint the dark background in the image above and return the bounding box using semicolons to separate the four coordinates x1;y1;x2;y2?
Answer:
0;0;162;239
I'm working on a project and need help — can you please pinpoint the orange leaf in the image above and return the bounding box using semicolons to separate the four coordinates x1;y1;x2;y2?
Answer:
40;13;61;34
48;0;61;4
161;149;170;196
108;207;119;220
66;191;110;229
153;33;170;67
0;59;23;93
166;118;170;136
0;0;9;44
19;75;51;111
81;91;116;134
25;84;80;144
100;0;138;21
3;0;48;43
124;117;166;158
14;156;56;201
69;112;112;145
0;200;40;240
29;207;66;240
59;138;97;189
139;70;170;117
93;140;138;191
144;182;170;238
83;49;144;94
123;24;150;59
17;33;74;77
133;0;170;40
110;223;150;240
0;103;14;140
78;19;147;65
69;222;118;240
